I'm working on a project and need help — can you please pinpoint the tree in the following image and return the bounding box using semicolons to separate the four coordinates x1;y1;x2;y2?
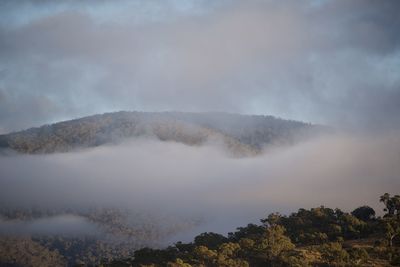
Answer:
261;212;282;226
193;246;217;266
339;214;366;239
348;247;369;265
228;224;265;241
167;258;192;267
278;250;311;267
194;232;228;250
318;242;350;266
257;225;295;261
351;206;376;221
380;193;400;218
217;243;249;267
384;219;400;247
133;247;178;265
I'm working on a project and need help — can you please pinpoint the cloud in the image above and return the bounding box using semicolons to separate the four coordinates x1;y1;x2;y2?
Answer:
0;0;399;132
0;131;399;236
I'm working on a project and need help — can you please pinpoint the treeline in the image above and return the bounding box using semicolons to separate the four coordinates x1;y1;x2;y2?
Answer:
105;194;400;267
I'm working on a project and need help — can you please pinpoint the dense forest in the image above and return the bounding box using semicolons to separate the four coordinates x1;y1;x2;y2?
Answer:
104;193;400;267
1;194;399;266
0;208;201;266
0;111;321;156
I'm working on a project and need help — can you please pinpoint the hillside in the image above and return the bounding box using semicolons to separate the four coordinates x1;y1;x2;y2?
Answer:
0;111;320;156
1;194;399;266
104;193;400;267
0;208;201;266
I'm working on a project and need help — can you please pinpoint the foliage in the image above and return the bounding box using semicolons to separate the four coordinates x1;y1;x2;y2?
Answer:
0;111;316;156
101;193;400;267
193;232;228;250
2;193;400;266
318;242;350;266
348;247;369;265
380;193;400;218
256;225;295;261
351;206;375;221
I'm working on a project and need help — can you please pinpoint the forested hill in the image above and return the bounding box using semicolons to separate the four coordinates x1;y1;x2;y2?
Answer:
105;193;400;267
0;111;321;155
2;194;399;266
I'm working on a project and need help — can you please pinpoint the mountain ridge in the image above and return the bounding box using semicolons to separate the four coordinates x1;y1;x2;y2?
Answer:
0;111;323;156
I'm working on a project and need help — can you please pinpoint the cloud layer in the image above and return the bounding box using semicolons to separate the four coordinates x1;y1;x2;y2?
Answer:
1;132;399;236
0;215;100;236
0;0;399;132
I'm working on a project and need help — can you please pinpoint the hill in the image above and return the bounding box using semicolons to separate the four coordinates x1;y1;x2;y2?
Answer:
1;194;399;266
0;111;320;155
104;193;400;267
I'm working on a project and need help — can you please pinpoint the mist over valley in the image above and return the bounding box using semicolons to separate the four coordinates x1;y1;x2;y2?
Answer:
0;0;400;266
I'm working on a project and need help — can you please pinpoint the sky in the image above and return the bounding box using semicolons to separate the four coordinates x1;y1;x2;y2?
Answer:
0;0;400;133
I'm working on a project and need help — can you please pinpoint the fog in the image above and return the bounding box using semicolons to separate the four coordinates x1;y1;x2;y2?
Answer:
0;215;100;237
1;131;399;237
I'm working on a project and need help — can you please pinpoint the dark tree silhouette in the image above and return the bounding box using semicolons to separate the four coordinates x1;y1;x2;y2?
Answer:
351;206;376;221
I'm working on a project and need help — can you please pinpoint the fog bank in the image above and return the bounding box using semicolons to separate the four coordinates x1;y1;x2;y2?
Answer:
1;132;399;235
0;215;99;237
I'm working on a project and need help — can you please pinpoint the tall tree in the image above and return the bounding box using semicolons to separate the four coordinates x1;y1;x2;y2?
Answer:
380;193;400;218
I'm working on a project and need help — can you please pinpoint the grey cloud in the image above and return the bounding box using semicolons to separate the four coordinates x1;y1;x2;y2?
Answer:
0;0;399;132
312;0;400;54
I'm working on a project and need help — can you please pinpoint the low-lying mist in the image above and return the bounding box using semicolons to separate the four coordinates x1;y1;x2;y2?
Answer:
1;131;399;240
0;215;100;237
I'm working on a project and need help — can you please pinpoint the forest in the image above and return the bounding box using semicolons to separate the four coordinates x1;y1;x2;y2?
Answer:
1;193;399;266
0;111;320;156
103;193;400;267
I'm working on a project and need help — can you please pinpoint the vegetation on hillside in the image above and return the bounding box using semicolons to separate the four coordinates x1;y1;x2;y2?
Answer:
1;194;399;266
105;194;400;267
0;111;319;155
0;208;201;266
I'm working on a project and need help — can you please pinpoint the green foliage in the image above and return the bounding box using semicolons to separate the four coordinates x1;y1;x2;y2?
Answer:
0;111;315;156
278;250;311;267
3;194;400;266
133;247;179;265
351;206;375;221
389;248;400;265
383;218;400;247
380;193;400;218
318;242;350;266
194;232;228;250
167;258;192;267
261;206;371;245
0;237;66;267
348;247;369;265
107;194;400;267
192;245;218;265
257;225;295;261
228;223;265;241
